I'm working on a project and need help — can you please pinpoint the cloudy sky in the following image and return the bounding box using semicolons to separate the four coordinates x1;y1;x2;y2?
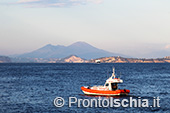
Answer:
0;0;170;58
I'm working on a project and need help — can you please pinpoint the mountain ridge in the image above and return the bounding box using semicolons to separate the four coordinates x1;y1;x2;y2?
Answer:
17;41;126;59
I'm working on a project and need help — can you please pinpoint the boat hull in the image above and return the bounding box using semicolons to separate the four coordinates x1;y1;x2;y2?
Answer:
81;86;130;96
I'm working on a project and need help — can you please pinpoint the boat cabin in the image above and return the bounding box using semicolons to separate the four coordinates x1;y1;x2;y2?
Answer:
81;67;130;96
104;68;123;91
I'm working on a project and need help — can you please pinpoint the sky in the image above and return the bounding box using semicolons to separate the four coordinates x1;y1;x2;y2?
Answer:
0;0;170;58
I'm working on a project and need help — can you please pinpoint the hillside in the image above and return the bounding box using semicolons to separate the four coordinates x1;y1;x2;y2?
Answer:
6;55;170;63
59;55;88;63
89;56;170;63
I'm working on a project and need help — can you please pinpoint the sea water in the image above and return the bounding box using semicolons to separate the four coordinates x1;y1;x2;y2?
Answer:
0;63;170;112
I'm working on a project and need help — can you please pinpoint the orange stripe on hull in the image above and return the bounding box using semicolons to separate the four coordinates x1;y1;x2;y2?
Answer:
81;86;130;95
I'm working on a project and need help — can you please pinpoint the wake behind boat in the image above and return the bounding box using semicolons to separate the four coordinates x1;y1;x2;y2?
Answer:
81;68;130;96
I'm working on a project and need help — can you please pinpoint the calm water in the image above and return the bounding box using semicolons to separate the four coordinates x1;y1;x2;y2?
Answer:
0;63;170;113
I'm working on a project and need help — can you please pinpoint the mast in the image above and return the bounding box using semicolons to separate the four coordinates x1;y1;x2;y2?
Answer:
112;67;115;78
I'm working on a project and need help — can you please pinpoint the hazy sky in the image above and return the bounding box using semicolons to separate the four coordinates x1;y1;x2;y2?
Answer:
0;0;170;58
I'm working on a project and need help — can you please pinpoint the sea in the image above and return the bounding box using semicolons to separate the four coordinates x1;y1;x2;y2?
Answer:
0;63;170;113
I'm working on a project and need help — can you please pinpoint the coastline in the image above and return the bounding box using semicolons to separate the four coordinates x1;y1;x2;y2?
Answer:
1;55;170;63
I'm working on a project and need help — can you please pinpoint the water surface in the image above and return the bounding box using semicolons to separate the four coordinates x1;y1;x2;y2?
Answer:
0;63;170;112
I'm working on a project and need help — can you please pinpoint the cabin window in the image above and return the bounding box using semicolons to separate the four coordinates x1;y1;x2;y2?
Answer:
111;83;118;90
105;83;109;86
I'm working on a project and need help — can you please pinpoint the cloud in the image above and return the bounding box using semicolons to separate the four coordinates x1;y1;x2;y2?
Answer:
87;0;103;4
17;0;41;3
15;0;104;8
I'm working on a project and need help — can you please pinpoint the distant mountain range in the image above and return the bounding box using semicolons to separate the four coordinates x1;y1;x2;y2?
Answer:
17;41;126;59
1;41;170;63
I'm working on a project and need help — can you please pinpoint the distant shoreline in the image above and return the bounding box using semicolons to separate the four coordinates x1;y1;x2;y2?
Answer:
1;55;170;63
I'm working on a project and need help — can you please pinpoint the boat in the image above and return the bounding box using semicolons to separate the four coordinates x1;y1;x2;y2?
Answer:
81;68;130;96
95;60;101;64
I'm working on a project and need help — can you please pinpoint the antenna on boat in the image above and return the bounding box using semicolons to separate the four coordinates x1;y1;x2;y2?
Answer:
112;67;116;78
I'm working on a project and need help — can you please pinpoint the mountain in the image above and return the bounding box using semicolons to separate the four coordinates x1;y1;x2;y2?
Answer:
18;41;126;59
